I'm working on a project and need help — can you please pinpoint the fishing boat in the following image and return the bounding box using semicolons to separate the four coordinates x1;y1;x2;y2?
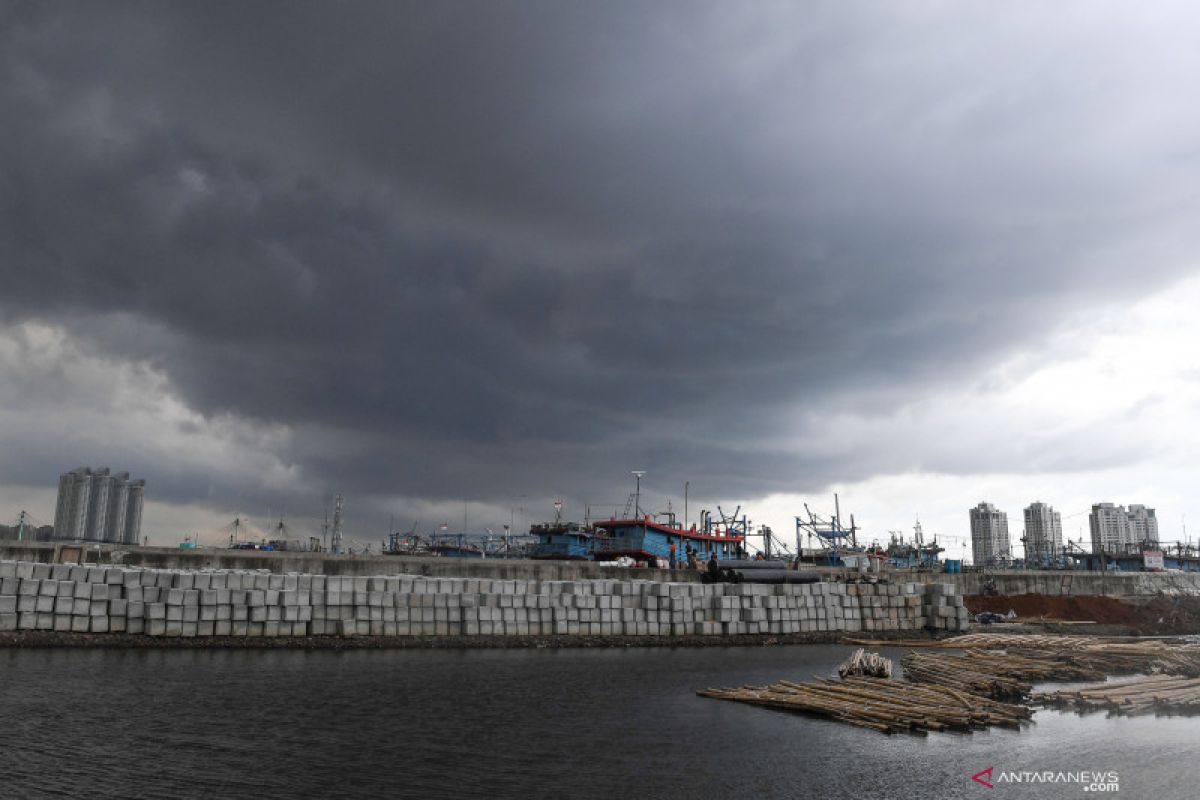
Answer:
794;494;883;568
428;534;485;559
592;509;746;564
885;520;944;569
529;501;599;560
530;521;597;560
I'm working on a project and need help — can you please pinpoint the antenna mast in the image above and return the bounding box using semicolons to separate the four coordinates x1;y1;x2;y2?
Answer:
331;494;344;555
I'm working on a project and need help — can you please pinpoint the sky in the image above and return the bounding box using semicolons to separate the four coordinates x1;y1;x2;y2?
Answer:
3;2;1200;557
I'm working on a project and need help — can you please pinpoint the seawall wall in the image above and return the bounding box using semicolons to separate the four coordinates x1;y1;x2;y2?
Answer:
0;559;969;640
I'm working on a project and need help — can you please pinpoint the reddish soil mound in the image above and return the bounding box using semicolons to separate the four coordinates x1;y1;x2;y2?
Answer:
965;593;1200;634
966;594;1143;625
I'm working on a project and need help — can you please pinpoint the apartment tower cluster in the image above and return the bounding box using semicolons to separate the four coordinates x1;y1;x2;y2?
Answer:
969;500;1159;565
52;467;145;545
1089;503;1159;554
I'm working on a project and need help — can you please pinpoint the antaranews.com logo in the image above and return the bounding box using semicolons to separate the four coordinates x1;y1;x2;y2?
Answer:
973;767;1120;792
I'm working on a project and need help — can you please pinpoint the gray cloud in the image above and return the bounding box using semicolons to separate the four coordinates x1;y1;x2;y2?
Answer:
4;2;1200;534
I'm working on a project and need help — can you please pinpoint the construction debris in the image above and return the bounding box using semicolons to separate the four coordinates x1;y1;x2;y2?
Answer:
837;648;893;679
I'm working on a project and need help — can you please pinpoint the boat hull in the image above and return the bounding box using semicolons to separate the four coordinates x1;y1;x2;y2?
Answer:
592;518;744;563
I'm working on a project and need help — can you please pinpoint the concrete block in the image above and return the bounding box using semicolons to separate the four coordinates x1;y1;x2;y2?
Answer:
127;618;145;634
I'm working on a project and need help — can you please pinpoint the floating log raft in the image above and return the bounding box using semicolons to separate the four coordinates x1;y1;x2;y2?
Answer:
838;648;894;679
1033;675;1200;717
700;635;1200;735
901;640;1200;699
698;676;1031;735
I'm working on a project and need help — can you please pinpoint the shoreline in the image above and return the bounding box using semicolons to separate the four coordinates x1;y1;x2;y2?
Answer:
0;624;1139;650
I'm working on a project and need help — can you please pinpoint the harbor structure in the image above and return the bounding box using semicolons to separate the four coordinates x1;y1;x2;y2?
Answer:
52;467;145;545
1089;502;1159;554
969;502;1011;567
1022;502;1063;564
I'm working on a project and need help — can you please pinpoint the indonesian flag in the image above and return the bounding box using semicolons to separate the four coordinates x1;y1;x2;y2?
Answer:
553;500;563;511
439;523;449;530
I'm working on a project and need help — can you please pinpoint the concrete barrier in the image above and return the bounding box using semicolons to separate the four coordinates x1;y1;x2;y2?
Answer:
0;559;970;639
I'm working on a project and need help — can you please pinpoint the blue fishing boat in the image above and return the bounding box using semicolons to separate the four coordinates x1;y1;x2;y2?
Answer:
592;511;746;564
428;534;485;559
530;521;596;560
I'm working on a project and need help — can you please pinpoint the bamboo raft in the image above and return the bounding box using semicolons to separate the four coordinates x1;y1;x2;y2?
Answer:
697;676;1031;735
1033;675;1200;717
699;636;1200;734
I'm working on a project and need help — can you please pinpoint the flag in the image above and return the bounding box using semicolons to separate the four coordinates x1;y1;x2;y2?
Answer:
439;523;449;530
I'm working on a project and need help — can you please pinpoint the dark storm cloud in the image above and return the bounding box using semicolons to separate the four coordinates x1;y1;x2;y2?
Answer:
4;2;1200;525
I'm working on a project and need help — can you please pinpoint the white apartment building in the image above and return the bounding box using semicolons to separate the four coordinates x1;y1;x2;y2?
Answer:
1023;502;1063;563
970;502;1011;566
1089;502;1159;554
52;467;145;545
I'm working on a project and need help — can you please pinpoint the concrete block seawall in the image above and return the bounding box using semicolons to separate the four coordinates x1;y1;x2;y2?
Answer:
0;560;970;639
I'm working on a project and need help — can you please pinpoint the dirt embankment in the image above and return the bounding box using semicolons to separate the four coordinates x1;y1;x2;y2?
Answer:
966;593;1200;635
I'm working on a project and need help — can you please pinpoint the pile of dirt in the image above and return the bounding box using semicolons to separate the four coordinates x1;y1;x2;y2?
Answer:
1128;595;1200;635
965;593;1200;634
966;594;1144;626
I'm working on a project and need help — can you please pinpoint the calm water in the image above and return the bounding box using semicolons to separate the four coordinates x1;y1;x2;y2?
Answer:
0;644;1194;799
